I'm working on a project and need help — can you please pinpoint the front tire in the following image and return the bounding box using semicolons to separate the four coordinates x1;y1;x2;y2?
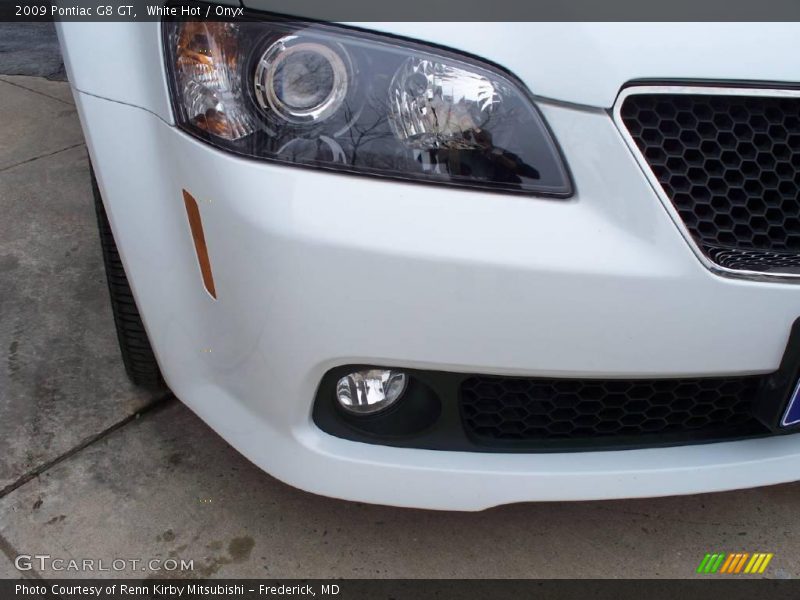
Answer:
92;167;165;390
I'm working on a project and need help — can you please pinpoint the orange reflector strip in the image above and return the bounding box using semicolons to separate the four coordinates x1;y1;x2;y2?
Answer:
182;190;217;299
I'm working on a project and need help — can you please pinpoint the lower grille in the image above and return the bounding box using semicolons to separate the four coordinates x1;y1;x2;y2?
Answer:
460;375;768;447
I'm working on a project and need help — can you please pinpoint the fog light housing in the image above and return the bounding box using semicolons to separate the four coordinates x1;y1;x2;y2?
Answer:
335;369;407;415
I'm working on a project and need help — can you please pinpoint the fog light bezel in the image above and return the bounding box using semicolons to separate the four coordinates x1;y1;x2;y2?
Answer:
314;365;444;439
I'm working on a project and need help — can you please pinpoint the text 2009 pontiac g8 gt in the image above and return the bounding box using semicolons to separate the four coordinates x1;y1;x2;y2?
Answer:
57;13;800;509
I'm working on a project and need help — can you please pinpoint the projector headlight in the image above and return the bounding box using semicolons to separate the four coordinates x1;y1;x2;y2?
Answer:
164;17;572;196
254;37;351;125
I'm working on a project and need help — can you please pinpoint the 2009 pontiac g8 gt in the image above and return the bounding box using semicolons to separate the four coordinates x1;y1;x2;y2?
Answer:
56;12;800;509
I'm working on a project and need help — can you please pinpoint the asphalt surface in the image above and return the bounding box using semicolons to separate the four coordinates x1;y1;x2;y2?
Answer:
0;23;66;80
1;38;799;580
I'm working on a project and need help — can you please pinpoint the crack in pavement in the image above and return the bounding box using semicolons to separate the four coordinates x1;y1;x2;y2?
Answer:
0;394;176;500
0;142;85;175
0;77;73;106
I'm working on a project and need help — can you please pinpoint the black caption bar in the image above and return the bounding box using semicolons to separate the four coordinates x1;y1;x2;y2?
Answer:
4;0;800;21
2;0;239;21
4;580;800;600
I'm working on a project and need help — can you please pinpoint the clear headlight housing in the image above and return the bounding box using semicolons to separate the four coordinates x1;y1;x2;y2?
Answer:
164;17;572;196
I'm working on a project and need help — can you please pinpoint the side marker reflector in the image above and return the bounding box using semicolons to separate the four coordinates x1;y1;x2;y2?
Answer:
182;190;217;299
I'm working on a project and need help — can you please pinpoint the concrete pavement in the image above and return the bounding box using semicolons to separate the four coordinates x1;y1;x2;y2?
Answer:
0;75;81;171
0;76;156;496
0;554;18;579
1;74;798;580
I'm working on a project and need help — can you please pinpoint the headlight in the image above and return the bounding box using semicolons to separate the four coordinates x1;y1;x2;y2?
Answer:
164;17;572;196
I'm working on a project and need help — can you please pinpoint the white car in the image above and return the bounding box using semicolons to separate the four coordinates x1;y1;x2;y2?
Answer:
57;14;800;510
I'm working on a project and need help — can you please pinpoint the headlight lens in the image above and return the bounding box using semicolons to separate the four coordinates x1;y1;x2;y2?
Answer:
255;37;350;125
164;18;571;196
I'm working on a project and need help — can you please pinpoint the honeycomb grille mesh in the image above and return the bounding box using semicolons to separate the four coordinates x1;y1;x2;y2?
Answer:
707;246;800;272
620;93;800;274
460;375;765;445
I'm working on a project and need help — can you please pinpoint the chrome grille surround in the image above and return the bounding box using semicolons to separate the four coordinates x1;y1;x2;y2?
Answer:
613;85;800;282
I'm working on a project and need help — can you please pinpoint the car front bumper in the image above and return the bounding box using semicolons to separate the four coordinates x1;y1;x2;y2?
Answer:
77;86;800;510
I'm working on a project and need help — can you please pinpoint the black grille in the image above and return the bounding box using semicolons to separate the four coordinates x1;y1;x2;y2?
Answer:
707;246;800;272
620;93;800;274
460;375;768;447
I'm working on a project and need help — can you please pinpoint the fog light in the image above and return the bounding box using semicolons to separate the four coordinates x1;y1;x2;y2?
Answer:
335;369;407;415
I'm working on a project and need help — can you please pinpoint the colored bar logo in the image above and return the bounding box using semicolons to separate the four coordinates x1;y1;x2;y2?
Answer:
696;552;773;574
